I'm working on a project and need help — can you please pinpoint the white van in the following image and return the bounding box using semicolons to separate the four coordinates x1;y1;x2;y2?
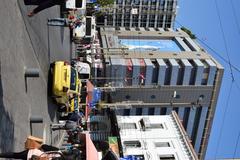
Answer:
85;16;96;41
66;0;86;10
73;16;96;44
73;16;86;43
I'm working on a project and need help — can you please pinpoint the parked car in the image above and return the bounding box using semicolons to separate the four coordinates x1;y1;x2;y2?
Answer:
51;61;81;106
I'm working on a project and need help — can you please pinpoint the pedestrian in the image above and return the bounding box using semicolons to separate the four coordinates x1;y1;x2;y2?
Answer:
0;144;62;160
68;92;81;101
67;132;82;144
24;0;68;17
47;18;69;26
69;111;84;122
51;120;79;131
60;110;84;123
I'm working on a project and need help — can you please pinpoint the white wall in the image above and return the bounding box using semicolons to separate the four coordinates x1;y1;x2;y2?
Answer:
117;115;196;160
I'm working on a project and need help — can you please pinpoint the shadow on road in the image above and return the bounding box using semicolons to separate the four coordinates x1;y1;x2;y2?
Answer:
60;27;65;44
47;26;51;63
47;67;59;121
46;27;60;121
0;61;15;152
17;1;68;122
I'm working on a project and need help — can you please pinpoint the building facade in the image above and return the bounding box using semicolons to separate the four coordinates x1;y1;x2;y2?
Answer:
98;0;177;28
88;111;198;160
97;27;224;159
116;112;198;160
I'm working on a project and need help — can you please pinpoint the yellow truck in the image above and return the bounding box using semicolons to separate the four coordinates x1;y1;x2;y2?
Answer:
51;61;81;112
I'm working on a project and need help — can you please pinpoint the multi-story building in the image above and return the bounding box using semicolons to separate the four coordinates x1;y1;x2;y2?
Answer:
117;112;198;160
95;27;224;159
88;111;198;160
97;0;177;28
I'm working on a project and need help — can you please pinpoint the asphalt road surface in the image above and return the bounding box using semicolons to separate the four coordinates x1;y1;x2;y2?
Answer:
0;0;72;153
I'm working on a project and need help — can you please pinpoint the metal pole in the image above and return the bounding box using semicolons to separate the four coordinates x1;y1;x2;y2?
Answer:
25;68;40;77
30;116;43;123
100;102;197;107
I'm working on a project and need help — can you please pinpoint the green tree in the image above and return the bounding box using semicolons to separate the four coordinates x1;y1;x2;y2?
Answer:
181;27;196;39
97;0;114;6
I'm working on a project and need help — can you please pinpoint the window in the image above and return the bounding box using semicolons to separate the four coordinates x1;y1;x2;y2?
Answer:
124;109;130;116
159;155;175;160
148;107;155;115
155;142;170;147
75;0;83;8
149;123;164;129
145;27;150;31
160;108;167;115
117;0;122;4
125;95;131;99
151;95;156;99
125;27;130;30
136;108;142;115
139;118;164;130
124;140;141;147
119;123;137;129
133;0;140;5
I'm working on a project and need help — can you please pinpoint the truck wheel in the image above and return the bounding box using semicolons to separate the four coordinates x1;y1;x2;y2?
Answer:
50;63;55;74
51;95;62;98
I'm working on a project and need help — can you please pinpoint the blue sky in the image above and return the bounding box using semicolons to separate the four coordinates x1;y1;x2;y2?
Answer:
175;0;240;159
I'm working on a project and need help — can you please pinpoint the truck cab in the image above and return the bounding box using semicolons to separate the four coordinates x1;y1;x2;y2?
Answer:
52;61;81;105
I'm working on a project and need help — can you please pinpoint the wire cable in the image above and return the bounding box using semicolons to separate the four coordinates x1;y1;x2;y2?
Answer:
175;20;240;74
233;81;240;158
214;81;233;159
196;38;240;74
235;80;240;92
233;121;240;158
214;0;234;81
213;0;238;158
230;0;240;35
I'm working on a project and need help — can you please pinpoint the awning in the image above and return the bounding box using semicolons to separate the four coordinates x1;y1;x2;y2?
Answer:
78;133;99;160
85;80;102;120
85;133;99;160
85;80;94;120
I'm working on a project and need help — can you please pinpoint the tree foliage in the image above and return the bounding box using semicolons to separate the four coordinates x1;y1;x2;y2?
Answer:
181;27;196;39
97;0;114;6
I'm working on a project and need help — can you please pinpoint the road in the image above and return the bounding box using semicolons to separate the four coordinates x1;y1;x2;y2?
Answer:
0;0;72;153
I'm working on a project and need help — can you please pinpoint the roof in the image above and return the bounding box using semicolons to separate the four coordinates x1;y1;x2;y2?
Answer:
85;133;99;160
85;80;94;120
